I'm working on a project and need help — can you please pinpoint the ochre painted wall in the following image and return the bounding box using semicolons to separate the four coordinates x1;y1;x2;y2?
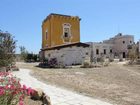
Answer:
42;14;80;49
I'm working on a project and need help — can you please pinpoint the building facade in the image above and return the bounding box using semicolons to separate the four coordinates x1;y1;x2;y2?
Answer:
103;33;134;58
41;13;90;66
42;43;90;66
42;13;80;49
87;42;114;60
86;33;134;60
40;13;136;65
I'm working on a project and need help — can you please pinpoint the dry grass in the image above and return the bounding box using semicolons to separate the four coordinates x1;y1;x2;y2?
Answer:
16;62;140;105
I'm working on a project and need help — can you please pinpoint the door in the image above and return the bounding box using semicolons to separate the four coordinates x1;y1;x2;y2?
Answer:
123;52;126;58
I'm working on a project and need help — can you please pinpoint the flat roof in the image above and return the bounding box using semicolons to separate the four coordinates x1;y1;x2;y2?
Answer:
42;13;81;24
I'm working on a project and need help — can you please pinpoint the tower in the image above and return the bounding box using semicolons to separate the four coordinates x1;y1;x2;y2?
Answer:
42;13;81;49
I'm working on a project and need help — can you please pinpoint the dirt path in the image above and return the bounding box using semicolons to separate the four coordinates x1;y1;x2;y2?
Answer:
16;62;140;105
13;68;113;105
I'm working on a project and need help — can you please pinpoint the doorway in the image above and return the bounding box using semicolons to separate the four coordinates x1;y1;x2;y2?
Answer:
123;52;126;58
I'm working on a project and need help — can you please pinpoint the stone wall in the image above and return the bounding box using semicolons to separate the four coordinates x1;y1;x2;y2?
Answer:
44;46;90;66
87;42;114;59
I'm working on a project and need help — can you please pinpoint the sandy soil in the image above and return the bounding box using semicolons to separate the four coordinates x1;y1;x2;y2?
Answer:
16;62;140;105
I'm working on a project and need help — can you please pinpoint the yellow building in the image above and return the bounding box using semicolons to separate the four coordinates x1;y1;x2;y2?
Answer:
42;13;81;49
40;13;90;66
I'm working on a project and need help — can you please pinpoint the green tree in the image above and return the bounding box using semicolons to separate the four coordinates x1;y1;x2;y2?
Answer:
33;54;38;62
0;31;16;67
26;53;33;62
19;46;28;61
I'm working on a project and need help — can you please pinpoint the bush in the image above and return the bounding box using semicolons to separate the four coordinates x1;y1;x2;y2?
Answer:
97;57;105;62
0;72;35;105
119;58;123;62
81;61;93;68
48;58;58;68
109;58;114;62
39;58;58;68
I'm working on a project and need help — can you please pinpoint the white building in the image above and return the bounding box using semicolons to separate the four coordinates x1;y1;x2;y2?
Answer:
41;42;90;66
86;33;134;60
103;33;134;58
87;42;114;60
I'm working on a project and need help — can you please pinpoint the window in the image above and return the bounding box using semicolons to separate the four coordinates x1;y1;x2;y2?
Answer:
46;32;48;40
64;27;70;38
62;23;71;43
64;32;68;38
123;41;125;44
86;52;89;55
104;49;106;54
130;41;132;43
96;49;99;55
110;49;112;53
46;30;48;40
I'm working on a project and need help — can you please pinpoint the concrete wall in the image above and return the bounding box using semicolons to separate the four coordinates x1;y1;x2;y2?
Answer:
113;35;134;58
103;33;134;58
87;42;114;59
44;46;90;66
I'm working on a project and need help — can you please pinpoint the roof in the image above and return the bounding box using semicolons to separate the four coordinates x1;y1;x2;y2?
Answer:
41;42;89;51
42;13;81;24
50;13;77;18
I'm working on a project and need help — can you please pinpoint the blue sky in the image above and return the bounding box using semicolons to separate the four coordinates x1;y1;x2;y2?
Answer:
0;0;140;53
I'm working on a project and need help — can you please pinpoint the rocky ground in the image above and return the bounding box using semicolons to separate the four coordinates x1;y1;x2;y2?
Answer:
16;62;140;105
23;97;42;105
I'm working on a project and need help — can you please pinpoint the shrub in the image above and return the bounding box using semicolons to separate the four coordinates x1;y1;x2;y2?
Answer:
39;58;58;68
48;58;58;68
81;61;93;68
97;57;105;62
0;72;34;105
109;58;114;62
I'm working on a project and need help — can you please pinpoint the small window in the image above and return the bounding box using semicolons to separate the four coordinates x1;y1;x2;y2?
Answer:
110;49;112;53
96;49;99;55
86;52;89;55
130;41;132;43
123;41;125;44
46;31;48;40
64;32;68;37
104;49;106;54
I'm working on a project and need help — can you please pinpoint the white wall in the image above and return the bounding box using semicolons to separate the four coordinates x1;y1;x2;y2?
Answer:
113;35;134;56
103;34;134;58
44;46;90;66
87;42;114;59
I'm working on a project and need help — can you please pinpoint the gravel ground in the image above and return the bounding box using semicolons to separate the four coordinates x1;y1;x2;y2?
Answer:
16;62;140;105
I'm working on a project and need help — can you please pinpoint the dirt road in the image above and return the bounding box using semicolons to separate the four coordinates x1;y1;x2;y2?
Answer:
17;62;140;105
